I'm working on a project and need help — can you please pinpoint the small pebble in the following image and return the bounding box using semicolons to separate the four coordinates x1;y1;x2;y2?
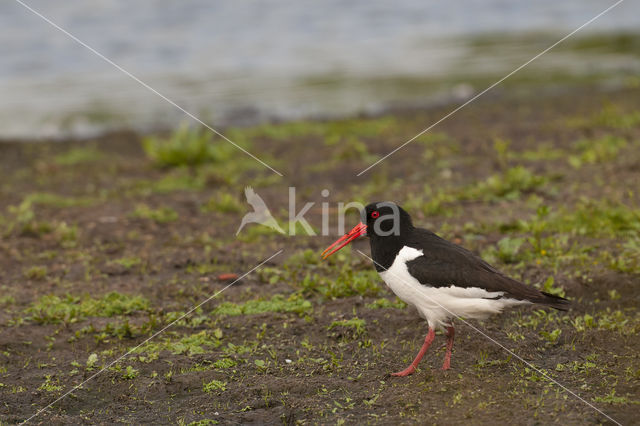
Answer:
218;273;239;280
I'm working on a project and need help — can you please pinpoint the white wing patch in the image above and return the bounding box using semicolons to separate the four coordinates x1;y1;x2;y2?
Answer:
379;246;530;329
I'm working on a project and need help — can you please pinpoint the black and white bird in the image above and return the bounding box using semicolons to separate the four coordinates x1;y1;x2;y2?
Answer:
322;201;569;376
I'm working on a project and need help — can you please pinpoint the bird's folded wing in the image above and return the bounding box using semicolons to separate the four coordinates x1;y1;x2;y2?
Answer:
405;250;545;302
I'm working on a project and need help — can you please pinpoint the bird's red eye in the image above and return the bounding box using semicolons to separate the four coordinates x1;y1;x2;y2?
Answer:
371;211;379;219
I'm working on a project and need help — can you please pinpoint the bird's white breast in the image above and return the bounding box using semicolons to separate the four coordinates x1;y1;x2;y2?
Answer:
378;246;529;329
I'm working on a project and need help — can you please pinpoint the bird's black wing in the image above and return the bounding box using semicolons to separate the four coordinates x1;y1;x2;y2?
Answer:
404;229;569;308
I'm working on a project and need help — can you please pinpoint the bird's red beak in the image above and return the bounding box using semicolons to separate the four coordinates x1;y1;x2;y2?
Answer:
321;222;367;259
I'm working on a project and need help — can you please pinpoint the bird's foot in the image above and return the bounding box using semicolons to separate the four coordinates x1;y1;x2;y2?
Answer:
441;361;451;371
391;366;416;377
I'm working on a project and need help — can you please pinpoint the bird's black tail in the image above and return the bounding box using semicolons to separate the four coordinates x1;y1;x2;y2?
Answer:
539;292;570;311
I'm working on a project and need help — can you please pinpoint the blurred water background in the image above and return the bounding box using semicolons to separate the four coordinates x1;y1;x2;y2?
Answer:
1;0;639;139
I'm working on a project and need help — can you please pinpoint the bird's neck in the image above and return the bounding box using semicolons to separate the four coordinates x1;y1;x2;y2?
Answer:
369;234;407;272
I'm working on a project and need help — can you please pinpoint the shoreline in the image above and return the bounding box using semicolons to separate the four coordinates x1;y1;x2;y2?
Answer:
1;79;637;144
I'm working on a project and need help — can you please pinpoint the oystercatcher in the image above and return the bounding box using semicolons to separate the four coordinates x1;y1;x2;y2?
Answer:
322;201;569;376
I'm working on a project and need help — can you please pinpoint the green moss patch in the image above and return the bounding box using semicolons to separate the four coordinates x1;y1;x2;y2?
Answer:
26;292;150;324
212;295;312;317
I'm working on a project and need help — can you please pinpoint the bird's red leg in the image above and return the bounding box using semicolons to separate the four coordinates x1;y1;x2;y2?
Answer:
391;328;436;377
441;326;455;370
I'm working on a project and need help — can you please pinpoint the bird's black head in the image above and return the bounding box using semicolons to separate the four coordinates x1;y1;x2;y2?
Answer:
322;201;413;259
363;201;413;239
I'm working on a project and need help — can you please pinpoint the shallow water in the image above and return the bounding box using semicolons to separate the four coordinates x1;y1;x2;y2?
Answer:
1;0;639;138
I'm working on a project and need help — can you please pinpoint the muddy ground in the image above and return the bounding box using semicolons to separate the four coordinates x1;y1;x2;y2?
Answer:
1;85;639;425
